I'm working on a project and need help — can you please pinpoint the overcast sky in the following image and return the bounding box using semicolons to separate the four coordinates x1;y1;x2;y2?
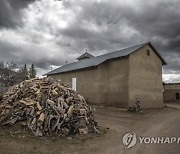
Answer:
0;0;180;82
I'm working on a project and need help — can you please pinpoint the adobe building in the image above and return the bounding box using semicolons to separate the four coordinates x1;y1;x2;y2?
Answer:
163;83;180;102
45;42;167;108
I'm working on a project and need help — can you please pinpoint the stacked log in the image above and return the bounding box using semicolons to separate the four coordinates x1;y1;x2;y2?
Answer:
0;77;99;136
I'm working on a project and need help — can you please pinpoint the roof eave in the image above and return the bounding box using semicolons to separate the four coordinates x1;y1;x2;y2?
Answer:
45;65;98;76
147;42;167;65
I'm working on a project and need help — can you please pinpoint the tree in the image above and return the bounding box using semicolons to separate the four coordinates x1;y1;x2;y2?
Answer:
9;61;17;70
0;61;31;96
23;64;29;78
0;66;20;95
29;64;37;79
0;61;4;68
0;61;19;89
0;61;16;70
18;64;29;80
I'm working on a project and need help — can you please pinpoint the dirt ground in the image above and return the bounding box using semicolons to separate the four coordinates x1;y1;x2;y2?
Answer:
0;103;180;154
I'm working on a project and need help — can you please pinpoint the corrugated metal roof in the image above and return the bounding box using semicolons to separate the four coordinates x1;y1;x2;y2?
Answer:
44;42;166;75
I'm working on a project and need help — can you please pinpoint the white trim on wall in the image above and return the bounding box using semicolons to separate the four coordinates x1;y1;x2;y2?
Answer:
72;78;77;91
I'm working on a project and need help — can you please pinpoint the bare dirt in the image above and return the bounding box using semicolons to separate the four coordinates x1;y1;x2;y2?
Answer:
0;103;180;154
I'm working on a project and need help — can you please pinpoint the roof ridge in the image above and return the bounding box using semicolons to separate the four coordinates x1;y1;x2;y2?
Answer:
95;42;147;58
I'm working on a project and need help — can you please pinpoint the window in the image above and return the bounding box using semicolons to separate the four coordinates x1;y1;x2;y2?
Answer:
175;93;180;100
147;50;150;56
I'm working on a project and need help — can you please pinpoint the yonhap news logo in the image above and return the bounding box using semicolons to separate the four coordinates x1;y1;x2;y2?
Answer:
122;132;137;148
123;132;180;149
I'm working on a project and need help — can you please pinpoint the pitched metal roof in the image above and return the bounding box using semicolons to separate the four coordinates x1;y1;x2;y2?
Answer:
45;42;166;75
76;52;94;60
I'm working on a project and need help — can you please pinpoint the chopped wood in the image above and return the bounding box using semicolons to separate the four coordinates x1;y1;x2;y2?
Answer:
0;77;99;136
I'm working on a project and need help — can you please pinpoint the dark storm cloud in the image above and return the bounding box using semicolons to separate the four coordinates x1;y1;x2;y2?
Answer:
121;1;180;52
59;1;142;51
0;37;67;70
0;0;180;81
0;0;36;28
58;0;180;80
60;0;180;51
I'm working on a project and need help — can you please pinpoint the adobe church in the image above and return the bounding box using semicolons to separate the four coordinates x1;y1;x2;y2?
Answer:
45;42;166;108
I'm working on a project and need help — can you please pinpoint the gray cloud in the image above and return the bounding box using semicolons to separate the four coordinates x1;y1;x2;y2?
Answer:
60;0;180;51
0;0;179;81
0;39;68;70
0;0;36;28
59;0;180;82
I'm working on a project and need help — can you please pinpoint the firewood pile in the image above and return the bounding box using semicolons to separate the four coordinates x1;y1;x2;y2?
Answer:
0;78;99;137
